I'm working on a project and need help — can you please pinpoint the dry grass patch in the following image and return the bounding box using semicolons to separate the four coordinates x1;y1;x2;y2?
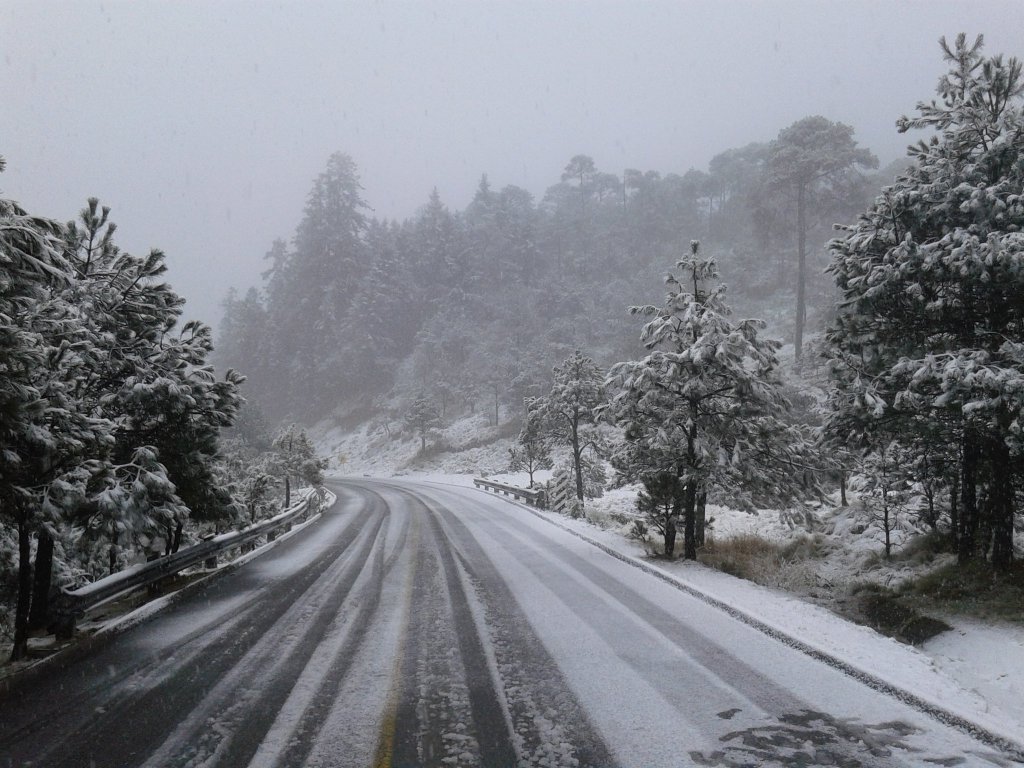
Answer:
903;560;1024;624
699;533;834;594
699;534;784;583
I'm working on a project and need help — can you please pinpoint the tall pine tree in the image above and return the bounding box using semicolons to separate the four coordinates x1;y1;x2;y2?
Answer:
828;34;1024;569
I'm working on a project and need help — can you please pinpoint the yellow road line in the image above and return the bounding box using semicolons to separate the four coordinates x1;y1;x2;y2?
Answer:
373;515;420;768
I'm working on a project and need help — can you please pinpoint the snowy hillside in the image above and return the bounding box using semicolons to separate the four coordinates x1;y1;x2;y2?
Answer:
312;413;519;478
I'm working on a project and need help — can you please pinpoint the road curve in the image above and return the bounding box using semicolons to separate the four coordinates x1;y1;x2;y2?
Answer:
0;478;1017;767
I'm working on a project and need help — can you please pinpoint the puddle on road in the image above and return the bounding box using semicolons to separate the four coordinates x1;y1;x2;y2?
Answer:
689;709;1013;767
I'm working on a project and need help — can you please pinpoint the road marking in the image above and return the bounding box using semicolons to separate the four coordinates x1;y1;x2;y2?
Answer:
373;515;420;768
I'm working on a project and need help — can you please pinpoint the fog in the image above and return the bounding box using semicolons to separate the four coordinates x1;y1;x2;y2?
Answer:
2;0;1022;328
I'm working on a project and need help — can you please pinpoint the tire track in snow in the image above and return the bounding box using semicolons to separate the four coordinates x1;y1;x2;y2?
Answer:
427;497;619;768
389;493;488;767
191;511;389;767
261;485;413;768
360;480;616;768
477;503;812;714
421;507;518;767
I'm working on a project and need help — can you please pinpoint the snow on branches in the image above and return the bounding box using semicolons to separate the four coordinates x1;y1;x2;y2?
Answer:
607;241;818;559
827;34;1024;569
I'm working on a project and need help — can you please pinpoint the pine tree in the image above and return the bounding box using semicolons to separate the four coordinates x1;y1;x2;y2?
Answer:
270;425;326;508
65;200;244;553
607;242;809;559
509;406;553;486
767;116;877;359
827;34;1024;570
0;188;78;659
404;394;441;453
261;153;371;416
534;351;606;503
859;441;914;559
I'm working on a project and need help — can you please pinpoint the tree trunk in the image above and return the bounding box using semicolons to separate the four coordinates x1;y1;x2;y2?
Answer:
977;485;993;562
882;488;892;558
795;183;807;361
682;482;697;560
172;521;184;554
284;475;292;508
11;516;33;661
990;439;1015;570
108;531;119;576
923;485;937;531
571;414;584;503
663;514;677;557
839;472;848;506
949;469;960;552
683;415;699;559
958;432;978;564
28;529;55;631
695;491;707;549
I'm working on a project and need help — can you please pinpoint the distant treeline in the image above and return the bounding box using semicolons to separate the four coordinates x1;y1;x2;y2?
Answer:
217;120;890;427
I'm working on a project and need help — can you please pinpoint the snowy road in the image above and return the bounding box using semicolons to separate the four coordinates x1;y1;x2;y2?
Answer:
0;478;1018;767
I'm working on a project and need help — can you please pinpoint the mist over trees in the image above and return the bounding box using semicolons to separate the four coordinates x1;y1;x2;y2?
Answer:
219;126;886;428
1;31;1021;671
217;35;1024;576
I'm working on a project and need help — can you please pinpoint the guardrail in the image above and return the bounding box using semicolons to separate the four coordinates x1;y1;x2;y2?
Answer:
473;477;546;508
51;489;323;638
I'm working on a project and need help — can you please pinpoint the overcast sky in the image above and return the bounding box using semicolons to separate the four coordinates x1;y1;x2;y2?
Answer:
3;0;1022;330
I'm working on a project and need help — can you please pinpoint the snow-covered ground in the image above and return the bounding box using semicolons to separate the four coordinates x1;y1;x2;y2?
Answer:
312;412;517;477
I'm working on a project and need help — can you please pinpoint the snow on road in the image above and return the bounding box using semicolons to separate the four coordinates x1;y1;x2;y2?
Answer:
424;470;1024;748
1;476;1020;767
416;480;1021;766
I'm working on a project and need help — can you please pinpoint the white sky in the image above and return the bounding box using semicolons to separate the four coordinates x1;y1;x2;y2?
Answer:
2;0;1022;328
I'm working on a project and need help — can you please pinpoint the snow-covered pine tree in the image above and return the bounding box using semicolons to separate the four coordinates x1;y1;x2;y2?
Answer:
404;392;442;454
859;441;915;559
0;185;83;659
336;220;419;394
63;200;245;556
509;405;553;487
633;470;685;557
827;34;1024;569
261;153;371;417
607;241;812;559
270;424;326;508
534;351;606;503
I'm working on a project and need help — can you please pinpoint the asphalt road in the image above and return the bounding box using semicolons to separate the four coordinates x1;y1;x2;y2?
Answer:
0;478;1017;767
